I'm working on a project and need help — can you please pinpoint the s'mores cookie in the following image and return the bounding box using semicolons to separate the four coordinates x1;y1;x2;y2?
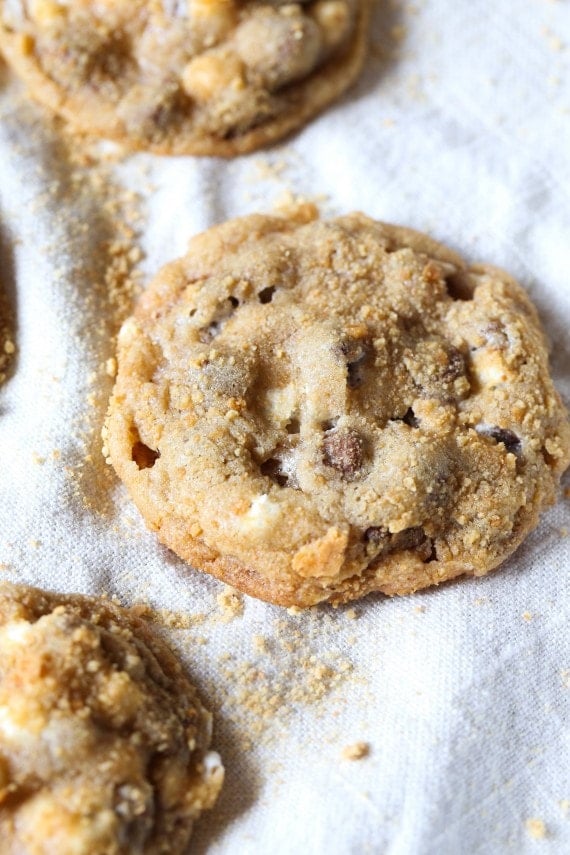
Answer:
105;209;570;607
0;0;371;154
0;582;223;853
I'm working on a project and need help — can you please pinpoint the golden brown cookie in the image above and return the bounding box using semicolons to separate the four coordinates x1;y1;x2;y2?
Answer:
0;0;370;155
104;209;570;607
0;581;223;854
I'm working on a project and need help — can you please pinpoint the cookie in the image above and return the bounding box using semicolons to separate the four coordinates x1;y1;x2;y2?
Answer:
0;581;223;854
0;0;370;155
104;209;570;608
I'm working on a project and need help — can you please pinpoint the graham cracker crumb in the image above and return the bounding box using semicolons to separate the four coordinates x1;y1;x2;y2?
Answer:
341;742;370;761
7;121;147;520
272;190;322;221
216;585;244;622
129;602;202;631
203;611;356;753
253;157;288;181
253;635;269;654
156;609;193;630
542;27;565;52
525;818;547;839
286;605;303;616
522;611;533;621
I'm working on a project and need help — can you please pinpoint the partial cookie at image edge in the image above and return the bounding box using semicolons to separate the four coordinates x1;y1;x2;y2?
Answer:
0;0;372;156
0;581;223;854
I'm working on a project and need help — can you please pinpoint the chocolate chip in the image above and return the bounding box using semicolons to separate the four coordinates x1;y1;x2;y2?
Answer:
199;322;220;343
258;286;276;304
91;37;132;80
541;446;557;468
393;526;426;551
364;525;434;565
339;338;371;389
323;429;364;477
425;540;438;563
260;450;299;489
445;271;475;301
477;425;522;456
149;88;189;133
198;297;240;343
260;458;289;487
389;408;420;428
340;339;368;364
442;346;466;381
394;528;434;562
347;364;365;389
402;408;420;428
363;526;391;558
364;526;390;546
132;441;160;470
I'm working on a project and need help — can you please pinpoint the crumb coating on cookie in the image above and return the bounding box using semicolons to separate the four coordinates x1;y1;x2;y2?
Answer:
0;582;223;854
0;0;370;154
105;210;570;607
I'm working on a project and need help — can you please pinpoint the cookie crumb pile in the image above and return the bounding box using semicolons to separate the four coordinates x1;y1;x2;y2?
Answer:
105;209;570;607
341;741;369;760
525;817;548;840
0;582;223;854
0;0;371;154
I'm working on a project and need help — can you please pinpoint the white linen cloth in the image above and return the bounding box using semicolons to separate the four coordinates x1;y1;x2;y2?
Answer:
1;1;569;852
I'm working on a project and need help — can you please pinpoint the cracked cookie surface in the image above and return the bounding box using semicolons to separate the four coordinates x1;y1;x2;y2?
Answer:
104;209;570;607
0;0;370;155
0;582;223;854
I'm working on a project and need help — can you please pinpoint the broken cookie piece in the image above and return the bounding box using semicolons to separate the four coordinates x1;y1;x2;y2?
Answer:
0;581;223;854
104;209;570;607
0;0;371;155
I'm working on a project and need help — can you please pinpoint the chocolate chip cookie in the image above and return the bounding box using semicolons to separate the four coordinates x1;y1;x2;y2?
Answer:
104;209;570;607
0;0;370;155
0;581;223;853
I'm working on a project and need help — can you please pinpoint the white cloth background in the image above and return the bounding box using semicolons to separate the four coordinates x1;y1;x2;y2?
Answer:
1;1;569;852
